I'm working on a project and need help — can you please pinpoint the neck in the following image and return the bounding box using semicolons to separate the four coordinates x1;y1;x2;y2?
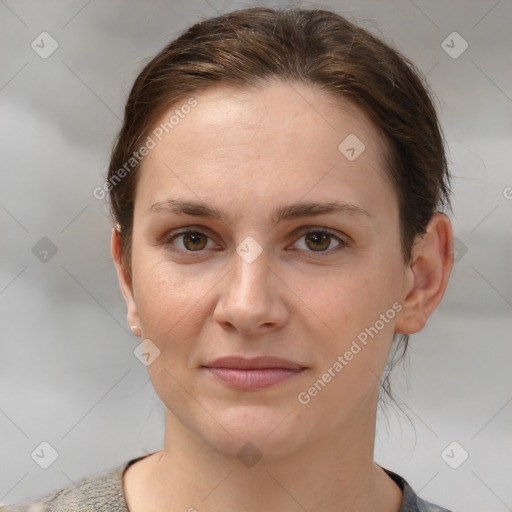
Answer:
127;396;402;512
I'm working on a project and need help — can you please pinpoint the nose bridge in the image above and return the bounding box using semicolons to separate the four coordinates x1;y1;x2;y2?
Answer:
213;239;288;333
230;241;272;302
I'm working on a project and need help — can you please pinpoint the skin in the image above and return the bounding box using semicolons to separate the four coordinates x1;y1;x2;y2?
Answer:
111;81;453;512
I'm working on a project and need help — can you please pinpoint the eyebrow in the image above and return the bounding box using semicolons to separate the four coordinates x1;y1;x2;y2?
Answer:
147;198;371;224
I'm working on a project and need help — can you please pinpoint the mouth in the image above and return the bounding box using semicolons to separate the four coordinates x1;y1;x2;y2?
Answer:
202;356;306;390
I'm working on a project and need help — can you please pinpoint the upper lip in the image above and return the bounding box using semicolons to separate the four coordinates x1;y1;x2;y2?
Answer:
203;356;305;370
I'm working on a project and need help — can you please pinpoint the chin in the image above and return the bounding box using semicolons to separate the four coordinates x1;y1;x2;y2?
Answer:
196;405;308;462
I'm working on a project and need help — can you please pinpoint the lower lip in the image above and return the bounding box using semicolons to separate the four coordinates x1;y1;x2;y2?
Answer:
205;367;304;390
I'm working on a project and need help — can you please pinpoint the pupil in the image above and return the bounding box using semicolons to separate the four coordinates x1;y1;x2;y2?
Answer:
307;232;329;251
185;232;206;251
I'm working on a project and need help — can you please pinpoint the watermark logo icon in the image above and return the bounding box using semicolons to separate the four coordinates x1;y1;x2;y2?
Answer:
441;32;468;59
237;442;262;468
31;32;59;59
236;236;263;264
453;237;468;263
338;134;366;161
31;441;59;469
32;237;58;263
134;338;161;366
441;441;469;469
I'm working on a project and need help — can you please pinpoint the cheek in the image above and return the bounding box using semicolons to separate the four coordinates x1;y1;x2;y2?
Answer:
303;264;399;336
297;253;404;377
296;272;400;416
132;261;208;400
132;256;207;340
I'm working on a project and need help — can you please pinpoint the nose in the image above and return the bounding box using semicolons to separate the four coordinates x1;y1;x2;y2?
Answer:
212;246;289;336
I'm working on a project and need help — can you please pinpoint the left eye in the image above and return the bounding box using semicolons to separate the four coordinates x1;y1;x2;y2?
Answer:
293;230;346;253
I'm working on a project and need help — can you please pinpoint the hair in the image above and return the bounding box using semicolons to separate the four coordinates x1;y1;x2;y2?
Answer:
107;6;452;404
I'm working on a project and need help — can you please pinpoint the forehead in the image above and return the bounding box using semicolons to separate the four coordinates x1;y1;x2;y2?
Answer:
148;81;387;157
134;81;395;224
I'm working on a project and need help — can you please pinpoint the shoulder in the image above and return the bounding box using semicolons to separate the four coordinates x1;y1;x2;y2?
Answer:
0;458;141;512
382;467;454;512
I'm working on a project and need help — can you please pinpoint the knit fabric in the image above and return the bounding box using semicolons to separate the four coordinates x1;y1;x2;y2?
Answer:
1;457;453;512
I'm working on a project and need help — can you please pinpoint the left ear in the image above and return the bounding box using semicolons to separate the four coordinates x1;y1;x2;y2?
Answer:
395;212;454;335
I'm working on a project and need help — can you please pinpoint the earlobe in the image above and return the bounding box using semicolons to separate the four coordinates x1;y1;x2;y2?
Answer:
111;227;141;334
394;213;454;335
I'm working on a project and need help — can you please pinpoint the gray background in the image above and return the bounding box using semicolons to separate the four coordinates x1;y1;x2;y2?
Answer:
1;0;511;510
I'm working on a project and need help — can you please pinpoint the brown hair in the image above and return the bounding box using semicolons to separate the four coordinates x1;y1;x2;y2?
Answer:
107;6;451;401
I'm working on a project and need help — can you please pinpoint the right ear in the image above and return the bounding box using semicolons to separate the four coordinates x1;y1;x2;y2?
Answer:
111;227;140;335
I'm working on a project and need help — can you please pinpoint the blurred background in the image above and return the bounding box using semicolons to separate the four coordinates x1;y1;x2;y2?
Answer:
1;1;511;510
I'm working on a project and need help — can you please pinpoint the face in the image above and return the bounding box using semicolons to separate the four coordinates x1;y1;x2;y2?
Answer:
116;81;415;460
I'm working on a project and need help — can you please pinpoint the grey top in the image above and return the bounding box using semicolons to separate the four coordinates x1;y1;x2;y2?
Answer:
1;456;453;512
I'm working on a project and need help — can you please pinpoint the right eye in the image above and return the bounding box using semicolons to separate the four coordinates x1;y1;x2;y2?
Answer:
161;229;217;254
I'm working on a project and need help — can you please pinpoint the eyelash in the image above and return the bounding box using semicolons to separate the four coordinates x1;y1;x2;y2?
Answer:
161;227;348;257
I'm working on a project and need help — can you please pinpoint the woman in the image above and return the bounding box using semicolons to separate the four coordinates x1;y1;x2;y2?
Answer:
3;6;454;512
